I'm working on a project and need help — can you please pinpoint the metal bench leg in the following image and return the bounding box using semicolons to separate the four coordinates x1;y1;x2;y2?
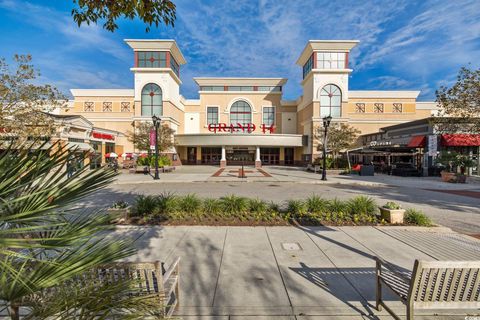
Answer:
376;260;383;311
406;301;414;320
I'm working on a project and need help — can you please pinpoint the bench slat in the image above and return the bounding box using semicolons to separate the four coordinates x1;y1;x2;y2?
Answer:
454;268;469;301
446;269;461;302
430;268;443;302
470;270;480;302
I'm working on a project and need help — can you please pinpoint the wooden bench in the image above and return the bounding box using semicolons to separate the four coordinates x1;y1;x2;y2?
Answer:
375;257;480;320
162;165;175;173
94;258;180;318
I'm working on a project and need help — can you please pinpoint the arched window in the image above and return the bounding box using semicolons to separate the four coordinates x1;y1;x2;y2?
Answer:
230;100;252;125
320;84;341;117
141;83;162;116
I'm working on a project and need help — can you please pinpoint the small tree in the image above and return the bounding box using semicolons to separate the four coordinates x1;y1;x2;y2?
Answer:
435;67;480;133
127;121;175;153
314;123;361;168
71;0;176;32
0;55;67;143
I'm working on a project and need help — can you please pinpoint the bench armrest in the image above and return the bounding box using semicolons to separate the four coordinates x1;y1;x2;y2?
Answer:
375;256;411;283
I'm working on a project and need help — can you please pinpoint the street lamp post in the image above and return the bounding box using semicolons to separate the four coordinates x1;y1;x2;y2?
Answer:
321;115;332;181
152;115;161;180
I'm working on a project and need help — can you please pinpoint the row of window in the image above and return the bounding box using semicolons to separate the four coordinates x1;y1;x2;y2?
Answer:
200;86;282;92
303;52;348;79
206;103;275;126
354;103;403;113
136;51;180;77
84;102;131;112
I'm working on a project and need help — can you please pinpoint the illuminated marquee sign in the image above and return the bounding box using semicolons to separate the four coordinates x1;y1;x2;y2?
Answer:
208;123;275;134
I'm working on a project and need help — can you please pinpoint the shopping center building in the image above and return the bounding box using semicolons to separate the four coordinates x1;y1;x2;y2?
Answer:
62;39;440;167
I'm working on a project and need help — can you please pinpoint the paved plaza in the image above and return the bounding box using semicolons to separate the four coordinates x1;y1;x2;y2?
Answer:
85;166;480;234
116;225;480;319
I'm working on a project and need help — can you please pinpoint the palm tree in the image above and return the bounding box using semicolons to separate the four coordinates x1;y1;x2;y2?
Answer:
0;143;160;319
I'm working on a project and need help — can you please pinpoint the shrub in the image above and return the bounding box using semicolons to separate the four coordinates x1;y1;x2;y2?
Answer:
111;200;129;209
405;208;432;226
348;196;377;216
220;194;248;216
177;194;202;213
154;192;178;218
306;195;329;214
328;198;347;214
383;201;401;210
202;198;223;216
130;195;158;217
248;198;268;215
286;199;307;218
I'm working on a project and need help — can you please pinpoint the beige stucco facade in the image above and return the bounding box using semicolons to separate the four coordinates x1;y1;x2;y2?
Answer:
61;39;439;167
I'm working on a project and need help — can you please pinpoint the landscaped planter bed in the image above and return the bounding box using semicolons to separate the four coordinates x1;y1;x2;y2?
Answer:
110;195;433;227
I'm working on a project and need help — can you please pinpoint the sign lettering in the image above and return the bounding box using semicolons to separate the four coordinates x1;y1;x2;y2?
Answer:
208;123;275;134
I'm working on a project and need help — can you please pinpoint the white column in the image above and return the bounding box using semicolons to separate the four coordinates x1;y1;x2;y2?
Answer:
256;146;261;161
221;146;226;161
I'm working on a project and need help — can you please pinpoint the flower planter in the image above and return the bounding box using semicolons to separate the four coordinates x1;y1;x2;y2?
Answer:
107;207;130;222
379;207;405;224
441;171;456;183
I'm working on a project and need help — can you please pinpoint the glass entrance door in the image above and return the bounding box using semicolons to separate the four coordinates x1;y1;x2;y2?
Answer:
284;147;294;165
226;148;255;165
187;147;197;164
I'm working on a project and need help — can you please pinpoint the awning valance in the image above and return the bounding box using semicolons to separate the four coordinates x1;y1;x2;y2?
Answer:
407;135;426;148
441;134;480;147
67;142;94;151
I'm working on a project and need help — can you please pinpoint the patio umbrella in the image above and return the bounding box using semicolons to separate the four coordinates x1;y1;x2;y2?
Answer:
121;152;136;158
139;153;148;158
105;152;118;158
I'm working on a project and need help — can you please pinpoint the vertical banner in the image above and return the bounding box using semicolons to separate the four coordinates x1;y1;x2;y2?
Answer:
150;129;156;151
428;135;438;157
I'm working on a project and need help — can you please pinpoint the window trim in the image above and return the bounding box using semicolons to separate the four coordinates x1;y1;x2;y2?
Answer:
141;83;163;117
205;105;220;126
319;84;342;118
262;106;276;126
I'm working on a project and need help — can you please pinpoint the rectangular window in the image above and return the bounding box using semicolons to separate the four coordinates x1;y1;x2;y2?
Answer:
393;103;403;113
201;86;225;91
355;103;365;113
317;52;346;69
258;86;282;92
374;103;384;113
263;107;275;126
105;142;115;154
206;106;219;125
303;54;313;79
137;51;167;68
170;55;180;77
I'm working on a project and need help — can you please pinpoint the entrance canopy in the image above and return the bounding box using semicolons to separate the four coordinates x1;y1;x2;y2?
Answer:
407;135;426;148
175;133;303;147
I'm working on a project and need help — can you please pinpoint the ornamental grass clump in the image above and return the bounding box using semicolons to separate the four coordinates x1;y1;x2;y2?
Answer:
347;196;377;224
286;199;307;220
383;201;401;210
202;198;223;217
130;195;158;217
220;194;248;217
153;192;179;220
305;195;329;214
405;208;433;226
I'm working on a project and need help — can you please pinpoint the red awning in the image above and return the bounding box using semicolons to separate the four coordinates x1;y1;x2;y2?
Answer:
441;134;480;147
407;135;426;148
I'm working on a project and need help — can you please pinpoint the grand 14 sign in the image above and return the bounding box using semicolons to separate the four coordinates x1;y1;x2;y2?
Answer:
208;123;275;134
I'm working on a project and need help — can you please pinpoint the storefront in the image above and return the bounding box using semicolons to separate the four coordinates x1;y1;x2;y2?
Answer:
358;118;480;176
175;133;304;167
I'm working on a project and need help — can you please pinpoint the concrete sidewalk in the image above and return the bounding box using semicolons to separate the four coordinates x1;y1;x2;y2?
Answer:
113;166;480;191
116;225;480;319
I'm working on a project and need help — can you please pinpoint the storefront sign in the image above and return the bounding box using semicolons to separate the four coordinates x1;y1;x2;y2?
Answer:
369;140;391;147
92;131;115;141
428;135;438;156
208;123;275;134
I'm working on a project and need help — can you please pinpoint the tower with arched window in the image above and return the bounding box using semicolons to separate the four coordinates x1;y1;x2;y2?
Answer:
125;39;186;126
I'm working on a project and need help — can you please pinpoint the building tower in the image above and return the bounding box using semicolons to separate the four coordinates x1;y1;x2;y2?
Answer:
125;39;187;134
295;40;359;160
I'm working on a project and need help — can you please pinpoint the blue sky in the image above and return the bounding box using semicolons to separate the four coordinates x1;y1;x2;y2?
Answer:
0;0;479;101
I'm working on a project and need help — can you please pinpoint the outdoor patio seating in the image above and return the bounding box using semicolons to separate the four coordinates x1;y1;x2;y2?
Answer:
375;257;480;320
